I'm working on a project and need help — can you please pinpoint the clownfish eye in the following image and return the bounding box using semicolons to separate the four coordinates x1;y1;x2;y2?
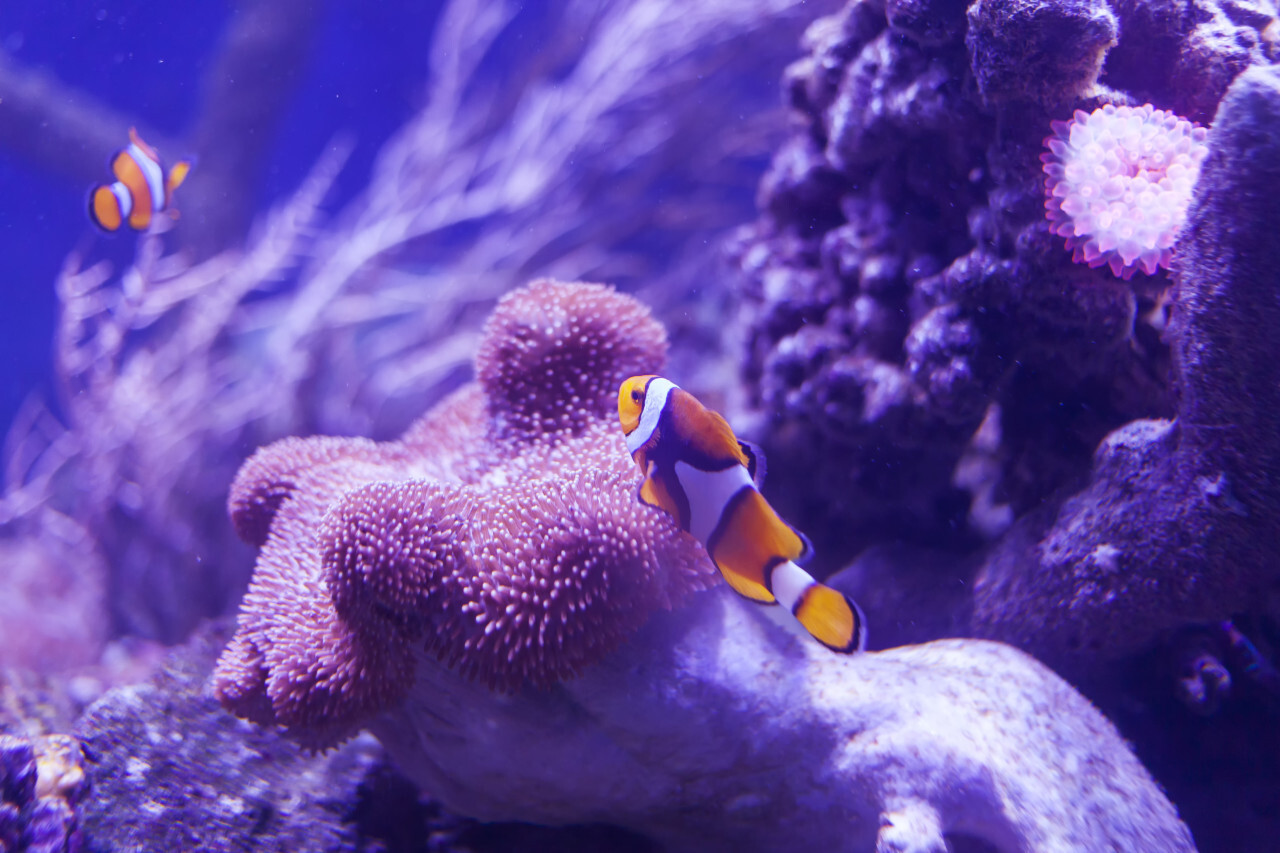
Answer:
631;389;644;403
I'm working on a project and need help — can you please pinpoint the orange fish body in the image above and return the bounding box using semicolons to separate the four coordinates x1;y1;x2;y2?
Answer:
88;128;192;233
619;375;867;653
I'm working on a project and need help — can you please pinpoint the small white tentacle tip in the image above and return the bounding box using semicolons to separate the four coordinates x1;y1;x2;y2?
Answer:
877;799;947;853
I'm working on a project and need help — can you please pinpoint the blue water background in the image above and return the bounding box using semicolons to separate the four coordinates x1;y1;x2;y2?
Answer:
0;1;439;435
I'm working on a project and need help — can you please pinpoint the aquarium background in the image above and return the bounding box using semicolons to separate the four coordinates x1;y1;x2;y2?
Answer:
1;0;1277;851
0;2;439;432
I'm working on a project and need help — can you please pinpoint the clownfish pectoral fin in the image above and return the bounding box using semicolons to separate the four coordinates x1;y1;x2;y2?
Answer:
167;159;193;194
127;127;160;162
737;438;767;488
637;475;661;508
718;562;777;604
637;467;682;522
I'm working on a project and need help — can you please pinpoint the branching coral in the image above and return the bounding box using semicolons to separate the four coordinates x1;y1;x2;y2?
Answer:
215;280;716;748
1042;104;1208;278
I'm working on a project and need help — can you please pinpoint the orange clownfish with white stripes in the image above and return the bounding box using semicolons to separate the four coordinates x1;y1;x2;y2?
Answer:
87;128;192;233
619;375;867;653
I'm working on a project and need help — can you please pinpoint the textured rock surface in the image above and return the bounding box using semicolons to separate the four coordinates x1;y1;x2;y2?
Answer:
0;731;87;853
71;622;655;853
75;624;385;852
972;64;1280;669
371;588;1194;853
1102;635;1280;853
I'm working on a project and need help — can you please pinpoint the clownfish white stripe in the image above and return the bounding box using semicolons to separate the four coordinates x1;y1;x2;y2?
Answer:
673;460;753;545
626;376;674;456
129;141;167;211
770;560;815;613
108;182;133;220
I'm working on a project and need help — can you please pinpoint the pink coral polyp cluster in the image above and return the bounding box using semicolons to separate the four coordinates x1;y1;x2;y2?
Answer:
1042;104;1208;279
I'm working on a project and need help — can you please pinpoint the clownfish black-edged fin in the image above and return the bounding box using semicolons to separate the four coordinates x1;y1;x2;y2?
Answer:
704;489;790;605
638;469;682;525
87;185;123;232
792;583;867;653
721;566;778;604
737;438;767;488
792;526;815;566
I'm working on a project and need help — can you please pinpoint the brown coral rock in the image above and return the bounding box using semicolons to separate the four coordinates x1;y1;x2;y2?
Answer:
215;280;717;749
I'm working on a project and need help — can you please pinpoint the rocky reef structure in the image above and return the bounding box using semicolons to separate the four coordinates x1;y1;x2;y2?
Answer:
0;732;87;853
0;621;654;853
219;278;1193;851
730;10;1280;848
730;0;1277;571
733;0;1280;663
732;6;1280;845
973;65;1280;668
372;590;1195;852
76;654;386;851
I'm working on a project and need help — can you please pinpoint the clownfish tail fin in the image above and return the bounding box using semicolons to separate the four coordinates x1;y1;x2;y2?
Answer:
770;560;867;653
794;583;867;653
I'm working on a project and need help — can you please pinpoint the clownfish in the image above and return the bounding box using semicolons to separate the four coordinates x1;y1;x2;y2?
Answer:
87;128;192;233
618;375;867;653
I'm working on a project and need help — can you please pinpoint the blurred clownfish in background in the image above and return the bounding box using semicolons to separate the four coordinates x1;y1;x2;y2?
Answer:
618;375;867;654
87;128;192;233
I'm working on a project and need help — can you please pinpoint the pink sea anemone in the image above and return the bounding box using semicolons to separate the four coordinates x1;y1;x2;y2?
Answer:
1041;104;1208;279
215;280;719;748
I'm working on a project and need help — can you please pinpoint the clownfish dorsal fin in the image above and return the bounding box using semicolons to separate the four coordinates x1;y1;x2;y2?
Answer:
128;127;159;162
792;527;815;566
737;438;767;488
637;463;682;523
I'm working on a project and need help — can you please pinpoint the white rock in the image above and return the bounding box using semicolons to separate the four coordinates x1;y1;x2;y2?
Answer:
370;588;1194;852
